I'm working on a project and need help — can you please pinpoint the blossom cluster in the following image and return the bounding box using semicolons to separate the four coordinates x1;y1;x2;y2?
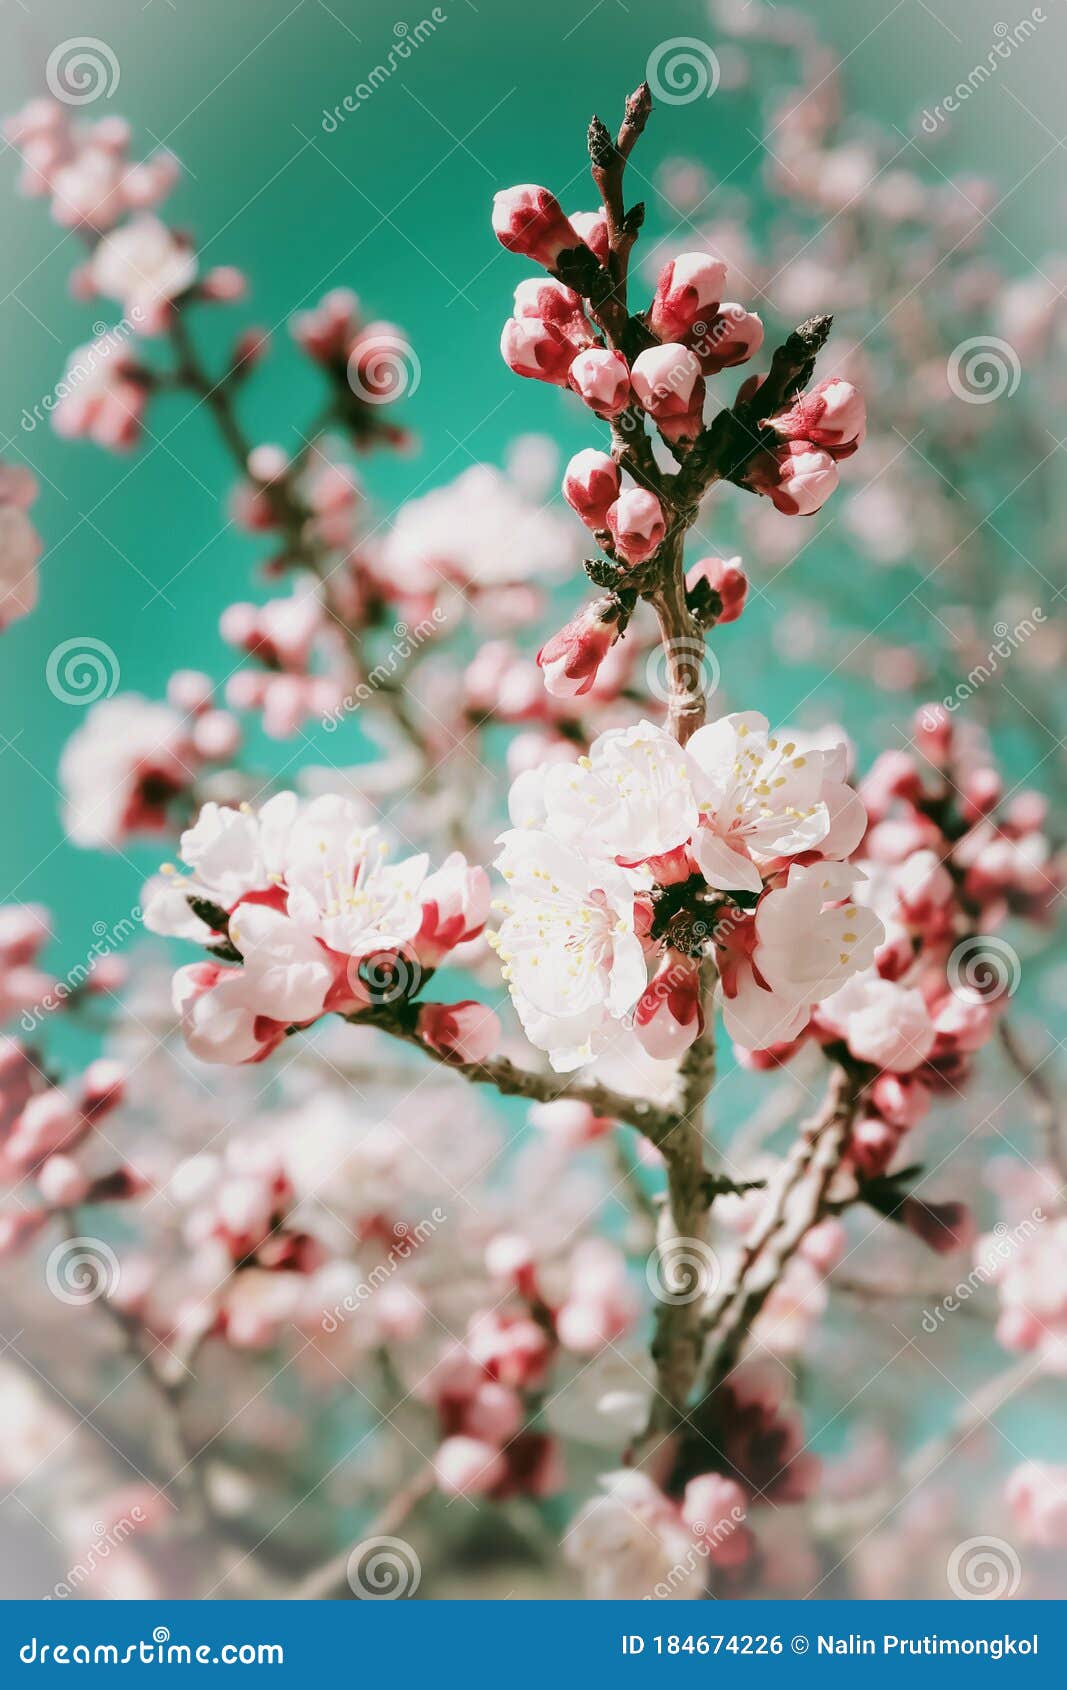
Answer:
494;712;876;1068
143;792;493;1066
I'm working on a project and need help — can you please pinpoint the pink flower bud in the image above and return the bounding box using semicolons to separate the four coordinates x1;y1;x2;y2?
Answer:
768;377;866;459
681;1473;752;1568
465;1379;523;1444
434;1434;506;1497
492;185;585;270
37;1153;91;1207
649;254;728;342
562;448;620;530
960;765;1002;820
912;703;954;767
567;210;610;265
247;443;288;484
869;1072;931;1130
200;265;247;303
847;1115;901;1179
418;1001;501;1064
166;669;214;715
686;555;748;624
1006;1462;1067;1549
500;316;574;386
485;1232;536;1287
605;488;666;564
528;1099;613;1145
746;440;839;516
79;1059;125;1117
633;948;703;1061
630;343;705;442
567;347;631;417
192;708;242;762
690;303;764;373
512;277;589;338
537;596;623;698
417;855;490;960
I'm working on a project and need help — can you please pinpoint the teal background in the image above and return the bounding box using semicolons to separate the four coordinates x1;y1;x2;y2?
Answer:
1;0;1062;970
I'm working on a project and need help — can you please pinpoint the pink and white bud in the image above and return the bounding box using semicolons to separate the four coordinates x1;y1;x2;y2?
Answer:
78;1059;125;1118
417;1001;501;1064
605;488;666;564
681;1473;752;1569
648;254;728;342
166;669;214;716
492;185;585;270
528;1098;613;1146
630;343;705;442
847;1114;902;1179
633;948;704;1061
869;1072;931;1130
746;440;839;516
537;596;624;698
686;555;748;624
567;347;631;418
417;856;491;960
960;765;1002;821
912;703;954;768
37;1153;92;1207
500;316;575;386
768;377;866;459
200;266;248;303
512;278;591;344
567;210;610;266
691;303;765;374
434;1434;506;1497
465;1379;524;1445
192;708;242;762
562;448;620;531
1006;1462;1067;1549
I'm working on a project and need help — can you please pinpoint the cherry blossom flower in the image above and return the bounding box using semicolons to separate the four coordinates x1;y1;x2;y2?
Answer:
88;216;197;333
492;829;647;1071
687;711;865;894
719;864;883;1051
60;696;203;849
52;335;150;450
